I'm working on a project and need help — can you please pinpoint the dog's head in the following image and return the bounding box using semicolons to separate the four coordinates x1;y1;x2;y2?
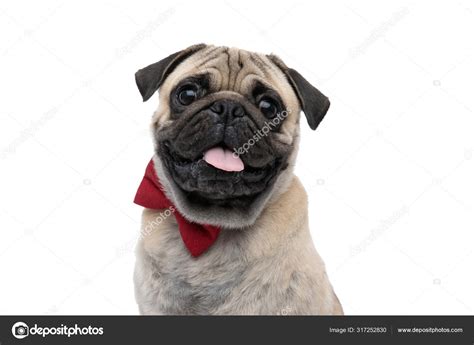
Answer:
136;44;330;228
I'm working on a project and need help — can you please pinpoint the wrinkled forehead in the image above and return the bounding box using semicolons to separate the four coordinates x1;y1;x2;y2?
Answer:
160;46;301;114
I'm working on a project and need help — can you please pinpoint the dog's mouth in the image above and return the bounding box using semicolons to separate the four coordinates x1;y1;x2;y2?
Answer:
202;146;244;172
160;140;281;205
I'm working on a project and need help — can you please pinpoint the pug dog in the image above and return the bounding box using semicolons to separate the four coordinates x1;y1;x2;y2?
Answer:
133;44;343;315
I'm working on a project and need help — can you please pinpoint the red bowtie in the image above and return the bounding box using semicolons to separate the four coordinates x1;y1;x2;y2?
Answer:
134;159;221;257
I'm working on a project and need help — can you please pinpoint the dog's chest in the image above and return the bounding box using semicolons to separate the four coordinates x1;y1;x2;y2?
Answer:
141;226;249;314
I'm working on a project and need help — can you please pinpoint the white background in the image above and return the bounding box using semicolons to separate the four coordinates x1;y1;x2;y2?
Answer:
1;0;473;315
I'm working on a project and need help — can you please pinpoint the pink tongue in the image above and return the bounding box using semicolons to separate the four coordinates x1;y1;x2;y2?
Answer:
203;147;244;172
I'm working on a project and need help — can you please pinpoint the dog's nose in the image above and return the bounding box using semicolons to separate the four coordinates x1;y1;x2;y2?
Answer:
210;100;245;118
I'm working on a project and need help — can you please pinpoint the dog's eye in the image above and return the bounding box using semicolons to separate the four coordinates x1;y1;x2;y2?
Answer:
258;98;279;119
178;86;198;106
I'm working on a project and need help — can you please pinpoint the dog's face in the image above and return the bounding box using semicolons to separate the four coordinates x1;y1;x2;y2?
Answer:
136;44;330;228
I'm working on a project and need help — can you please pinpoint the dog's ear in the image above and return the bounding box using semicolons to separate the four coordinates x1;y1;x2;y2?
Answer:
135;44;207;102
267;54;330;130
